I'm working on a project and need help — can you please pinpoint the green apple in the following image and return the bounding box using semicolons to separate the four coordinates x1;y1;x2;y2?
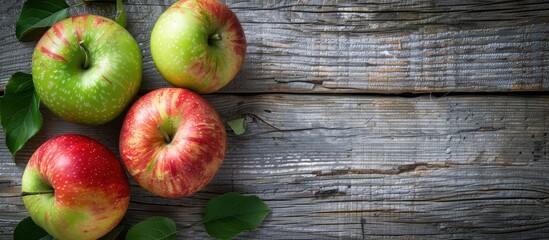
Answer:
150;0;246;93
32;14;142;125
21;134;130;240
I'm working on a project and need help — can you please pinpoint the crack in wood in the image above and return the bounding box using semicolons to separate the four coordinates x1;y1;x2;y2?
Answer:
455;126;506;134
314;188;347;199
312;163;451;177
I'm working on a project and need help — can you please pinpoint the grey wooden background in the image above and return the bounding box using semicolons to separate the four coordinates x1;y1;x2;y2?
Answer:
1;0;548;239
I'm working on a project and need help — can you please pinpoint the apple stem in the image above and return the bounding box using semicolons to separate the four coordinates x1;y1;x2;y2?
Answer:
21;190;54;197
209;33;223;41
158;125;172;144
79;41;91;70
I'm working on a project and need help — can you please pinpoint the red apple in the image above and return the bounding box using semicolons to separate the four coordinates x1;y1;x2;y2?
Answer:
119;88;226;198
21;134;130;240
150;0;246;93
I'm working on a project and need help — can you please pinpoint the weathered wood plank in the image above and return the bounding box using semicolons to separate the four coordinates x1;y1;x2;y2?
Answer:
1;94;548;239
1;0;549;93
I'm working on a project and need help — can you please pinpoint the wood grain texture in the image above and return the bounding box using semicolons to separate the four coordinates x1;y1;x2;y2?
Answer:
1;0;549;93
1;0;548;239
1;94;548;239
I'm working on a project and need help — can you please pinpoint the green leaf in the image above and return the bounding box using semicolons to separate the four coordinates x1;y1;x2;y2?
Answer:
0;72;43;157
100;225;126;240
227;117;246;135
115;0;127;28
14;217;50;240
204;193;271;239
125;217;176;240
15;0;70;41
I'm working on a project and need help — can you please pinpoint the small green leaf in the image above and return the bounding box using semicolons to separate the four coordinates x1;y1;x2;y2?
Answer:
14;217;50;240
0;72;43;157
125;217;176;240
100;225;126;240
15;0;70;41
204;193;271;239
227;117;246;135
116;0;127;28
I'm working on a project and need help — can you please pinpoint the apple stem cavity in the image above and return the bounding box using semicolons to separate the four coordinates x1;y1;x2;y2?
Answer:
79;41;91;70
21;190;54;197
209;33;223;41
208;33;223;46
158;125;172;144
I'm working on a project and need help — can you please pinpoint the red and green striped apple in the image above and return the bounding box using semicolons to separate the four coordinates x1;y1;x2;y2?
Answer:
150;0;246;94
32;14;142;125
119;88;226;198
21;134;130;240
